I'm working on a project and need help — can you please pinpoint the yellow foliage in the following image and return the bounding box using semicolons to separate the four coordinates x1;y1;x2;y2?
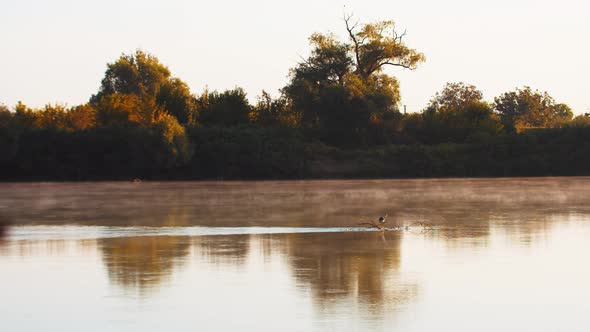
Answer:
95;94;160;127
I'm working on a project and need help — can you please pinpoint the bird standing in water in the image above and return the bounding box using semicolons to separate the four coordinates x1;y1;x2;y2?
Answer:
358;213;388;229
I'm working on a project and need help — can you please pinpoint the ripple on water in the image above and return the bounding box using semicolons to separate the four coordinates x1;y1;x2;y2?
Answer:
6;225;411;241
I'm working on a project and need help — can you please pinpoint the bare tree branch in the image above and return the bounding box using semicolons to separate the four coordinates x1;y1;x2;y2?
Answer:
395;29;407;43
344;13;362;74
378;61;414;70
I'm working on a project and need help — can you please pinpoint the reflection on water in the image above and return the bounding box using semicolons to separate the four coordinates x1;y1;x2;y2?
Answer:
284;232;404;303
1;178;590;331
0;214;11;253
99;236;190;294
193;234;252;268
282;231;418;324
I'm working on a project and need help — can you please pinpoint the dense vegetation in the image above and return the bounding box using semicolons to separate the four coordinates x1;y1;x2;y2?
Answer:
1;17;589;181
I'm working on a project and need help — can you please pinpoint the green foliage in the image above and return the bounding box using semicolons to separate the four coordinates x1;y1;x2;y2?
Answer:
0;104;12;128
3;35;589;181
92;50;171;100
8;102;95;131
199;88;251;127
284;16;423;136
250;91;299;128
0;125;194;180
186;126;305;179
347;18;426;77
298;33;353;86
303;129;590;178
0;105;18;162
13;102;40;129
568;114;590;128
153;113;192;167
37;104;68;129
435;101;503;141
157;78;198;125
409;83;503;144
494;86;573;132
67;104;96;130
91;50;196;125
94;94;158;127
427;82;484;111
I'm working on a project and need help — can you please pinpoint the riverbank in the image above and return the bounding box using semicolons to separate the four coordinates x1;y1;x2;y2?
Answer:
1;126;590;181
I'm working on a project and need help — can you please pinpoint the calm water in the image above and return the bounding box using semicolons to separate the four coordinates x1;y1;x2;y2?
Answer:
1;178;590;331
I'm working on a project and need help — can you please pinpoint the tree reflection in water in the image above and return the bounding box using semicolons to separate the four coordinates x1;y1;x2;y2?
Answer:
99;236;190;294
188;230;419;321
192;234;251;268
0;214;11;251
281;231;418;317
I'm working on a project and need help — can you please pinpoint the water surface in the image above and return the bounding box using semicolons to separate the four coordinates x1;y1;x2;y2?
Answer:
1;178;589;331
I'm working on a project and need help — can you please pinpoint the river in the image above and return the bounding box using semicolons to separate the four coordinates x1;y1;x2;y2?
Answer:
1;178;589;331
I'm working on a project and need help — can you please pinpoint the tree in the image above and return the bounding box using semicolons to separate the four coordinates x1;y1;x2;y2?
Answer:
344;15;425;78
283;15;424;137
157;78;198;125
568;114;590;128
92;50;171;101
426;82;484;112
283;33;353;127
38;104;68;130
0;104;17;163
494;87;573;132
94;94;160;127
91;50;196;125
67;104;96;130
152;113;192;167
0;104;11;128
199;88;251;127
250;91;298;127
13;101;41;129
294;33;353;87
418;84;502;143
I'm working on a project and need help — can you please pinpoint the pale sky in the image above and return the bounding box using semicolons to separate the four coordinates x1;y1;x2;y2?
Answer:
1;0;588;114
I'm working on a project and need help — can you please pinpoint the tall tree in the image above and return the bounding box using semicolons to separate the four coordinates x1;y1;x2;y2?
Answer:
426;82;484;112
0;104;12;128
92;50;171;101
250;91;298;127
13;101;40;129
569;114;590;127
66;104;96;130
494;87;573;132
344;15;425;78
91;50;197;125
284;15;424;135
94;94;159;127
157;78;198;125
199;88;251;127
417;83;502;143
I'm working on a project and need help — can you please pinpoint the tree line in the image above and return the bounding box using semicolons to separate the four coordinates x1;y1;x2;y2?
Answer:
1;17;590;180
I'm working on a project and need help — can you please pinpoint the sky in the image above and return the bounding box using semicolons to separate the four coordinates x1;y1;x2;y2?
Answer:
1;0;588;114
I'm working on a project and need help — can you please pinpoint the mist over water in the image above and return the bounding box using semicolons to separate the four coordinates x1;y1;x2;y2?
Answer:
1;178;589;331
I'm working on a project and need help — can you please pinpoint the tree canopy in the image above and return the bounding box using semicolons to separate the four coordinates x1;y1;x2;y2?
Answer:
198;88;251;127
344;16;425;77
494;87;574;132
409;83;503;143
283;15;425;141
91;50;197;125
426;82;484;112
92;50;171;100
1;16;586;181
